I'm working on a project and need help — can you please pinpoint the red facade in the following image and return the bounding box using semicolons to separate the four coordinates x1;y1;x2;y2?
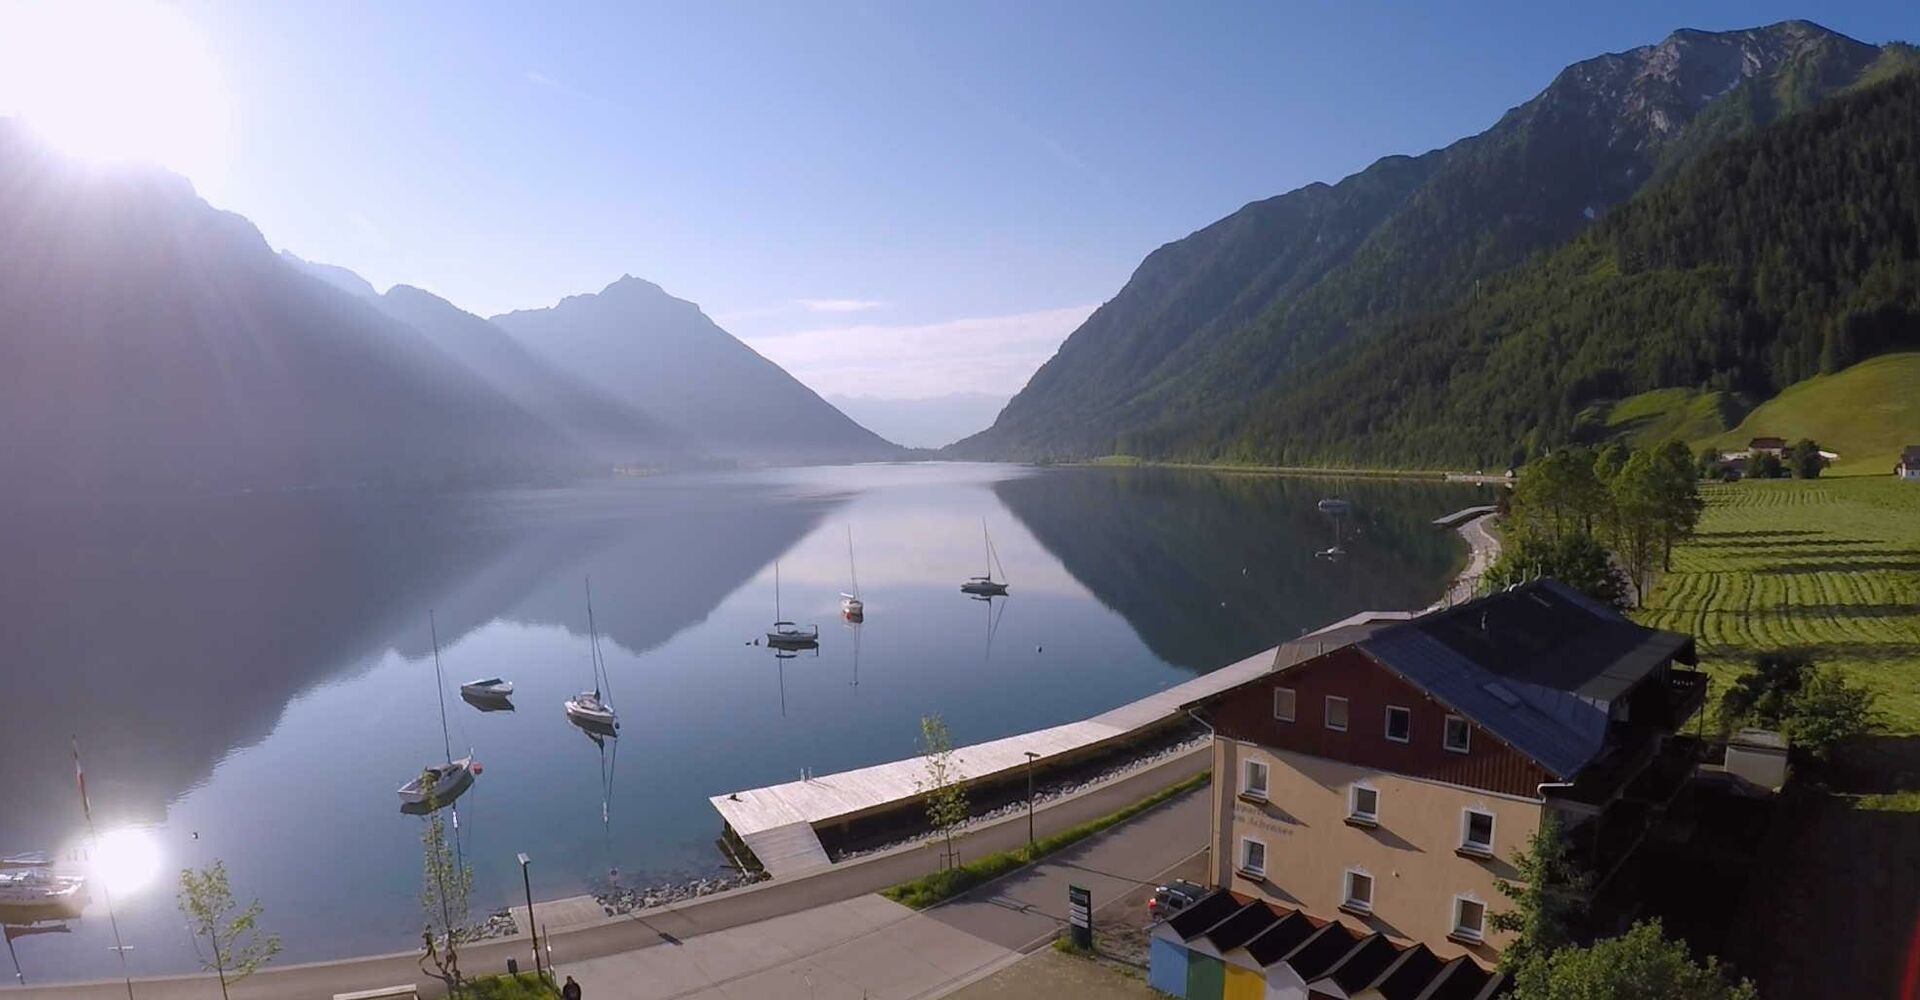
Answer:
1204;645;1553;799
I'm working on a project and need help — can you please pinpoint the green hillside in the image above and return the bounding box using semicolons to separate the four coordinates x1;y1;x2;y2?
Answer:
1159;68;1920;469
1710;352;1920;475
1583;387;1751;450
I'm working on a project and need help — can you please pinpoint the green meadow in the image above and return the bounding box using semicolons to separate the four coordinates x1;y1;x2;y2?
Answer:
1634;476;1920;731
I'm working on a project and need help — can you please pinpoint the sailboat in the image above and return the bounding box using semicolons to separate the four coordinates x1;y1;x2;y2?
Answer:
840;526;865;622
767;561;819;649
959;520;1010;596
398;613;478;809
565;579;619;734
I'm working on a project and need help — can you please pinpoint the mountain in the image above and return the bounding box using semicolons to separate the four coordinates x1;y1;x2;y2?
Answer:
953;21;1890;460
1162;67;1920;469
375;285;696;467
280;249;380;299
493;276;902;464
826;392;1007;449
0;120;584;500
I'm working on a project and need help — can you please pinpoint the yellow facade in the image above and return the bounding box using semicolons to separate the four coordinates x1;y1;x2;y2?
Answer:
1222;960;1266;1000
1209;739;1543;961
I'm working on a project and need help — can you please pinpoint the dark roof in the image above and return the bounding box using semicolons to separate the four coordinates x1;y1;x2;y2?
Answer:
1749;436;1786;448
1243;912;1320;966
1902;445;1920;463
1359;579;1696;778
1165;890;1241;940
1282;921;1364;981
1366;944;1446;1000
1313;933;1400;993
1205;901;1281;952
1412;957;1508;1000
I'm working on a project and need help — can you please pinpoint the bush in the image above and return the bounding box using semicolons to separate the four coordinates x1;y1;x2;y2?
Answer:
1789;439;1824;479
1512;920;1756;999
1718;652;1877;759
465;972;560;999
1747;452;1784;479
1484;532;1630;609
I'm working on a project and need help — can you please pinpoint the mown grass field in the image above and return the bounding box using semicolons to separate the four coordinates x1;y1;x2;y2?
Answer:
1709;351;1920;475
1634;475;1920;731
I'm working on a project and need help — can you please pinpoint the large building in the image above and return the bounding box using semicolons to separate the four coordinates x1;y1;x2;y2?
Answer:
1185;580;1704;963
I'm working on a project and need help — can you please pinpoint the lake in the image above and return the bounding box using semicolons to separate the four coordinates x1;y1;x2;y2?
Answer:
0;463;1489;981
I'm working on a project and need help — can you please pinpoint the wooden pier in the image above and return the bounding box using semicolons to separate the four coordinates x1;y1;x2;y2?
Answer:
1432;504;1499;529
710;611;1417;879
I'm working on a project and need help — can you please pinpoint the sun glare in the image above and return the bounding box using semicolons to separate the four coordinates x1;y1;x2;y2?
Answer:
87;827;165;898
0;0;231;188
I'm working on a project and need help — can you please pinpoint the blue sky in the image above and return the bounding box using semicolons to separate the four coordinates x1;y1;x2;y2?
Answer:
114;2;1920;396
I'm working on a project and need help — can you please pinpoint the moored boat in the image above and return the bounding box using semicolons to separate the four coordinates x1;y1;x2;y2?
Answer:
460;677;514;698
397;756;477;807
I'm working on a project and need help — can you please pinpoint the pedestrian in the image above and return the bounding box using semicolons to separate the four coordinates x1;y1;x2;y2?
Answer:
562;974;583;1000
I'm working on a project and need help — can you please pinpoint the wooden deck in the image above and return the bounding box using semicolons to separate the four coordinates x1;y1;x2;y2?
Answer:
710;644;1289;877
1432;504;1499;529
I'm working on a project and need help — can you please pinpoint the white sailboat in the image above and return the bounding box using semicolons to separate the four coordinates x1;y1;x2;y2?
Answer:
841;526;865;622
767;561;819;649
565;578;620;733
398;612;478;809
959;520;1010;596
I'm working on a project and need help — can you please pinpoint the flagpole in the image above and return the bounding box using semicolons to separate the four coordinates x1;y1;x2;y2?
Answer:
5;928;21;985
72;737;136;1000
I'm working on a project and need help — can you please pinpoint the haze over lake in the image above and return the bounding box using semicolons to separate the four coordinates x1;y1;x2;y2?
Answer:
0;463;1485;980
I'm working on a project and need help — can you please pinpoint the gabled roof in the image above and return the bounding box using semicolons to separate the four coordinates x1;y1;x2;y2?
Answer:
1411;956;1510;1000
1902;445;1920;464
1206;901;1281;952
1310;933;1399;994
1243;911;1321;967
1283;921;1365;982
1165;890;1242;940
1365;944;1447;1000
1357;579;1695;778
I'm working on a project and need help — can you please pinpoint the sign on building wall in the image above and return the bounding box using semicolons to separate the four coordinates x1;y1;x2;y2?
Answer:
1067;883;1092;950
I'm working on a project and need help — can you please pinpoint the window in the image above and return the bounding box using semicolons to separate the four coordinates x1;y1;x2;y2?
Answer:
1384;705;1411;743
1452;896;1486;941
1242;759;1269;800
1348;784;1379;823
1443;715;1472;754
1274;687;1297;722
1239;837;1267;877
1325;696;1350;732
1461;809;1495;854
1342;870;1373;913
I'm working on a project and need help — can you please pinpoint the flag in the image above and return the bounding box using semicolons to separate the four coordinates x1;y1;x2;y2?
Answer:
70;738;90;822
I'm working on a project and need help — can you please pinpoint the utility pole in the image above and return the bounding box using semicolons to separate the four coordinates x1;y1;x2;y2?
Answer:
1024;751;1040;851
518;853;540;982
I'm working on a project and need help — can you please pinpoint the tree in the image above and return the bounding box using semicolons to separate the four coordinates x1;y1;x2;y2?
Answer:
1484;532;1630;609
1512;449;1606;544
177;861;281;1000
1747;451;1784;479
1785;667;1878;760
1511;919;1757;999
917;715;969;870
1718;652;1812;731
417;770;474;994
1789;438;1824;479
1489;812;1590;973
1652;440;1705;570
1603;450;1665;607
1695;445;1723;480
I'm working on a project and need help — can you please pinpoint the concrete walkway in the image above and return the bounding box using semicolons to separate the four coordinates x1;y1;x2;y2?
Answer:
553;789;1208;999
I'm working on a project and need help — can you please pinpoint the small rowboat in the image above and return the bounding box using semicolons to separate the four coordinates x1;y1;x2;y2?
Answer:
460;677;513;698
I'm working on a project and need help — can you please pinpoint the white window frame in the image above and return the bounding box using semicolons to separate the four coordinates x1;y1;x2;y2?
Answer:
1238;836;1267;877
1242;758;1270;801
1342;868;1374;913
1324;695;1350;732
1461;808;1496;854
1452;895;1487;941
1443;714;1472;754
1274;687;1297;722
1348;783;1379;823
1384;705;1412;743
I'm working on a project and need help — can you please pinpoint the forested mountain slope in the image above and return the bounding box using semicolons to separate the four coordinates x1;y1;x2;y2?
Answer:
953;21;1894;460
1158;70;1920;469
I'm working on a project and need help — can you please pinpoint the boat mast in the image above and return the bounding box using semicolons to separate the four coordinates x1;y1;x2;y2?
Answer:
982;519;992;580
847;526;860;600
774;561;783;620
430;611;452;764
585;577;607;703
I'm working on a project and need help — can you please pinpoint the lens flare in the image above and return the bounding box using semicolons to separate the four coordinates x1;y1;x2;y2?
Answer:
89;826;164;898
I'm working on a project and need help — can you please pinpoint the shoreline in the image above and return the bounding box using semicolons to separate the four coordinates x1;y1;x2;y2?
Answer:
1436;510;1501;609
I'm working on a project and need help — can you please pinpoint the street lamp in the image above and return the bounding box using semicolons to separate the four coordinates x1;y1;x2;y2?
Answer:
1024;751;1041;851
518;852;540;981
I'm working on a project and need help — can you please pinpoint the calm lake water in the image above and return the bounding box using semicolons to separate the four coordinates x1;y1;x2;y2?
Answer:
0;463;1488;981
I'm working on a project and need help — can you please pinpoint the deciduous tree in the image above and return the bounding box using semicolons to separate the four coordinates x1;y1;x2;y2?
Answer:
917;715;969;870
1511;919;1757;999
177;860;281;1000
1490;812;1589;973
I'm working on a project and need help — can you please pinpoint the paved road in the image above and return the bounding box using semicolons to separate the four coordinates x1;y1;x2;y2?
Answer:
556;788;1209;999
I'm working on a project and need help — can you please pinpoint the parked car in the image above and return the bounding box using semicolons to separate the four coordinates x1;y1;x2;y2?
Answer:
1146;879;1206;922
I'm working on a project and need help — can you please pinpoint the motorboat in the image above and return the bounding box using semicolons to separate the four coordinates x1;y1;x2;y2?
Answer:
1317;498;1352;515
460;677;514;699
0;852;49;869
397;756;477;808
959;520;1010;596
0;868;86;908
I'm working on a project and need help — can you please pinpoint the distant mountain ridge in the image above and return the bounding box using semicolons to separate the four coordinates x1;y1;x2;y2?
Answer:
494;276;902;464
953;20;1893;461
827;392;1007;450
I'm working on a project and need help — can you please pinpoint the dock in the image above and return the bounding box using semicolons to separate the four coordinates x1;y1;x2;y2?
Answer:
711;611;1419;879
1432;504;1499;529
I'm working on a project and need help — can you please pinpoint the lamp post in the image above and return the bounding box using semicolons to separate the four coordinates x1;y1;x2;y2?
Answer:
1024;751;1040;851
518;852;540;981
